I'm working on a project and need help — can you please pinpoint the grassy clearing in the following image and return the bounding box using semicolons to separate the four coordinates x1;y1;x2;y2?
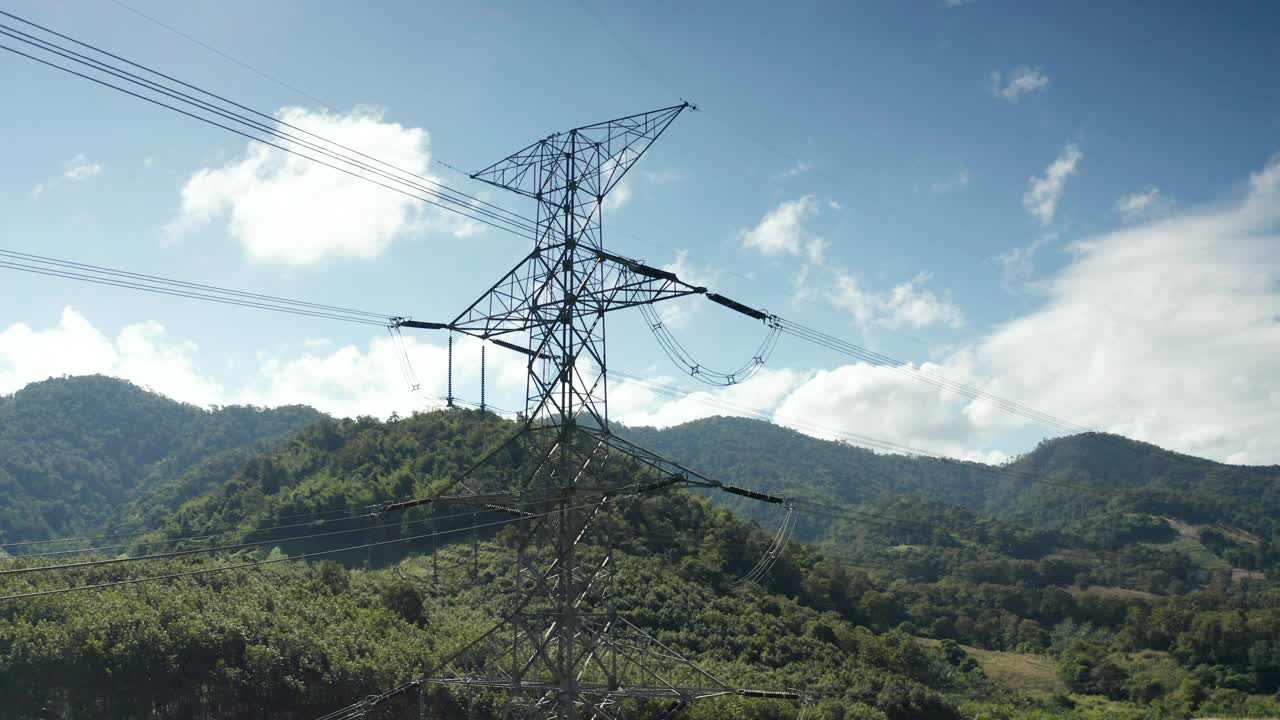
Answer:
1139;517;1232;573
967;645;1065;696
1071;584;1156;600
919;638;1065;697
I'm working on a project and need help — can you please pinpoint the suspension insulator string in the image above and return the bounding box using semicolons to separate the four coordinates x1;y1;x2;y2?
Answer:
447;333;454;408
480;342;487;411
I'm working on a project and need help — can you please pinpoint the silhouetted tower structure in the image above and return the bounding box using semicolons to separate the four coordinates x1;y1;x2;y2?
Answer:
391;104;794;720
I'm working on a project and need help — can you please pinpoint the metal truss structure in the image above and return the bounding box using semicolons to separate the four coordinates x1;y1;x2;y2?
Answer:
375;104;796;720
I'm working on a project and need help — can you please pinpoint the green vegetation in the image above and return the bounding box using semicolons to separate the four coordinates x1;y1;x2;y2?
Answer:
3;379;1280;719
0;375;324;544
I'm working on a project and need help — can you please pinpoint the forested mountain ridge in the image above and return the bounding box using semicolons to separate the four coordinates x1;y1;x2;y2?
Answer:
5;378;1280;718
0;375;324;543
624;416;1280;570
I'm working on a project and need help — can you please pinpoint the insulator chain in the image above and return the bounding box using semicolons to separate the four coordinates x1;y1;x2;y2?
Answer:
639;302;782;387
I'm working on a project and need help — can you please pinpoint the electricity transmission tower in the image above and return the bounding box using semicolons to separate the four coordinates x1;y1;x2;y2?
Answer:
388;103;793;720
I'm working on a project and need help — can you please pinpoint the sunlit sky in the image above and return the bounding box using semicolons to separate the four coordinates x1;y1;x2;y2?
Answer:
3;0;1280;464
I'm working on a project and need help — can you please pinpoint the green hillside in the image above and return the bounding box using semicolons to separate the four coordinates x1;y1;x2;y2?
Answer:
0;375;325;543
3;380;1280;719
623;417;1280;573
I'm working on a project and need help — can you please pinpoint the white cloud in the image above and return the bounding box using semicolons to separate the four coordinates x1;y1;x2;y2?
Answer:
775;160;813;180
604;179;633;211
943;0;976;6
1023;143;1082;226
740;195;828;264
775;363;1006;463
830;271;964;330
655;250;718;329
165;107;477;266
611;368;804;429
623;155;1280;464
991;66;1050;102
12;157;1280;464
953;155;1280;463
64;154;103;182
30;154;104;198
0;309;526;419
1115;186;1173;222
0;308;222;406
143;156;155;168
996;232;1056;291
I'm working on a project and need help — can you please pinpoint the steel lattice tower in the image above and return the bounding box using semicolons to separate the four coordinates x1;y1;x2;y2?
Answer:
388;104;795;720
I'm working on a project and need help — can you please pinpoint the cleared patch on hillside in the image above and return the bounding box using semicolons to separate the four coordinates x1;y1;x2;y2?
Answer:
918;638;1064;696
1138;517;1232;573
1232;568;1266;583
1071;584;1156;600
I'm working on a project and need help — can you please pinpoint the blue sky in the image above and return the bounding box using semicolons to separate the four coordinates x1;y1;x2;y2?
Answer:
2;0;1279;464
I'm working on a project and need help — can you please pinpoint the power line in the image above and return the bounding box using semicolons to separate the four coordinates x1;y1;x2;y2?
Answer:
0;499;610;602
0;12;538;239
1;7;1111;445
81;0;796;313
0;489;596;576
107;0;338;111
7;510;378;560
606;369;1127;497
0;503;383;551
2;511;415;577
0;248;395;321
0;241;1116;500
2;9;1121;446
774;317;1093;436
0;9;535;230
0;256;391;326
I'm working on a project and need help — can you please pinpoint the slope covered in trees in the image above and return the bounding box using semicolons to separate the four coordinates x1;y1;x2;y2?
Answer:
624;416;1280;571
0;375;324;544
4;379;1280;719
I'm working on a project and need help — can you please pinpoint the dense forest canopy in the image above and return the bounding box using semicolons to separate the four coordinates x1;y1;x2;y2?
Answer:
0;375;324;543
2;377;1279;719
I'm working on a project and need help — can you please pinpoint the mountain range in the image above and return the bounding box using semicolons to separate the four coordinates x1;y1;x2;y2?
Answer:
2;375;1278;720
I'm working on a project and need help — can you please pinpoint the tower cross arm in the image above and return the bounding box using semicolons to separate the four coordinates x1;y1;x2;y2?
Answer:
469;103;693;201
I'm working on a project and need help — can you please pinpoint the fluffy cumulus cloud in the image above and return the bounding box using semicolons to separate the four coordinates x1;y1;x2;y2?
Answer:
10;158;1280;464
0;308;222;406
739;195;829;264
1023;143;1082;226
239;334;526;419
830;271;964;330
775;364;1007;463
609;155;1280;464
1115;186;1174;222
953;156;1280;463
990;66;1050;102
610;368;804;429
0;310;526;419
166;107;477;265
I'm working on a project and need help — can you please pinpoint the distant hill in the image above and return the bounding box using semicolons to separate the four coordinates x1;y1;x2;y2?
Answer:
5;386;1280;717
0;375;325;543
623;416;1280;568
